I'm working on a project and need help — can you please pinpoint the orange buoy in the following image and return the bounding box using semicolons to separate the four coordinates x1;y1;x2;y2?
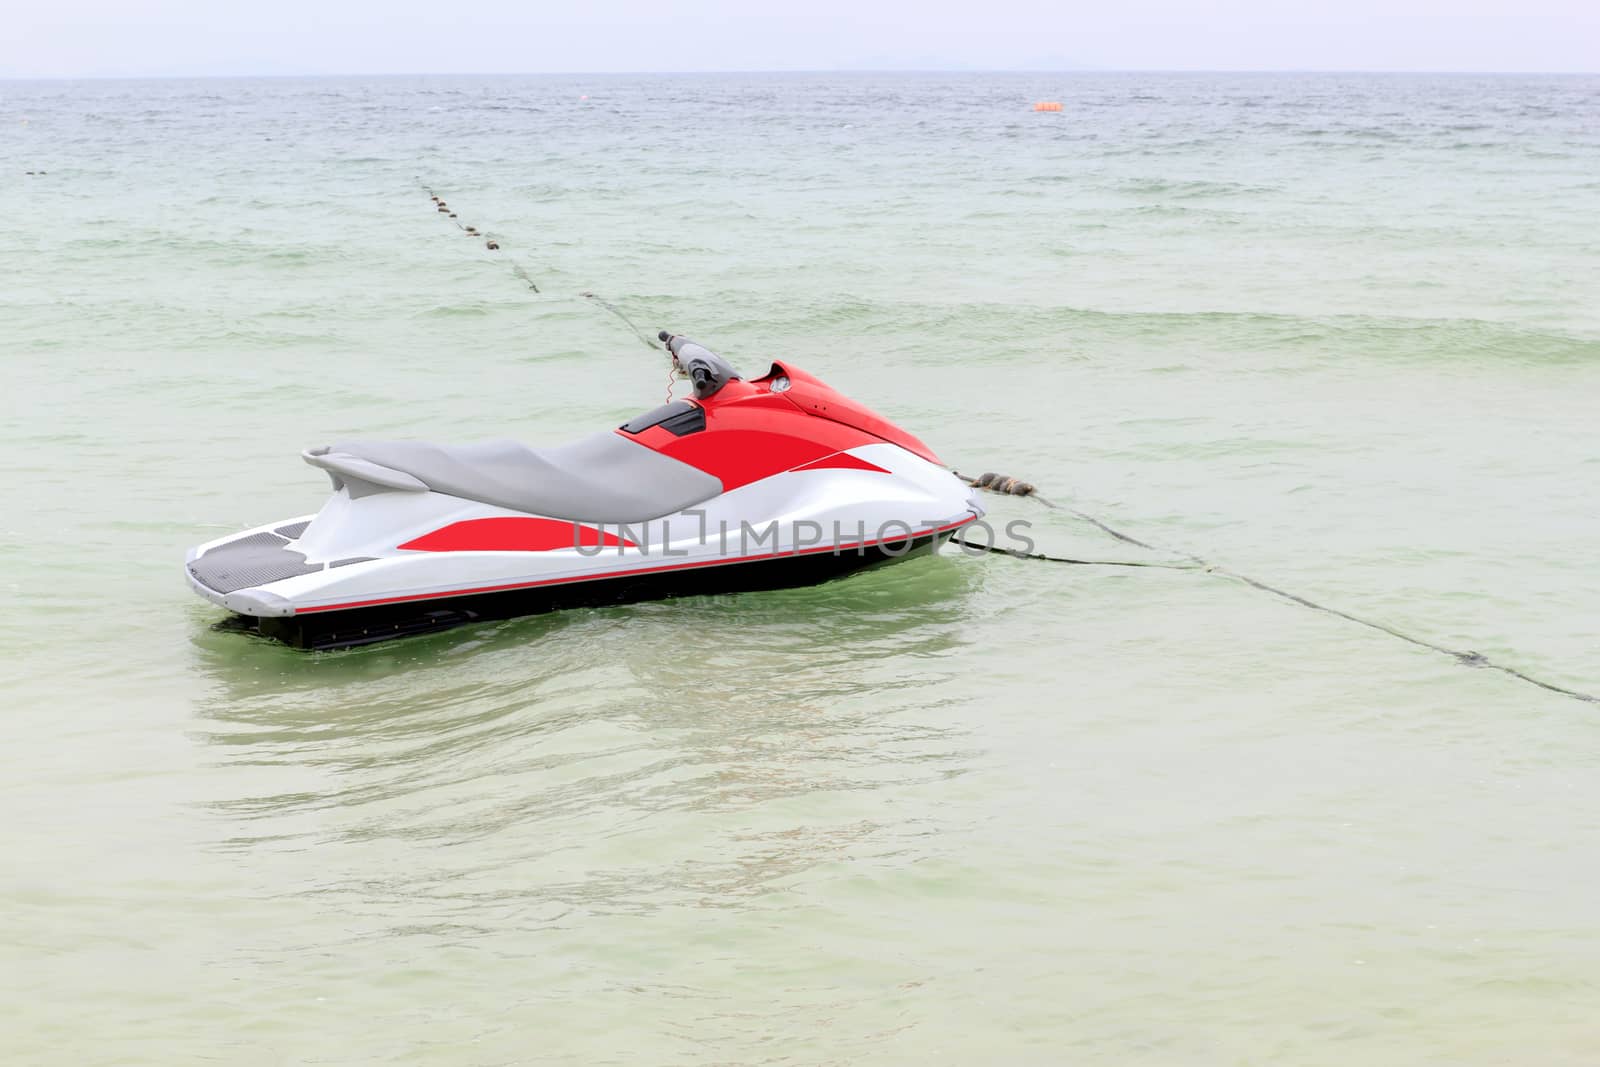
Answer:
1034;101;1063;112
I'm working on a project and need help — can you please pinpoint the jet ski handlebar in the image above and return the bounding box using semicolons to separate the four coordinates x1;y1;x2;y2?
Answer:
658;330;742;400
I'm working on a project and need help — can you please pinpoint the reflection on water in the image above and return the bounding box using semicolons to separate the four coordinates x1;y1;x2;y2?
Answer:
186;559;984;920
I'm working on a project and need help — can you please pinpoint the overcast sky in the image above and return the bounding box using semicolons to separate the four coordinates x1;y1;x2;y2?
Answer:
4;0;1596;78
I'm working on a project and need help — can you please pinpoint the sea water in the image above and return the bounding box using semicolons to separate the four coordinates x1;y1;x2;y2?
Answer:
3;72;1600;1063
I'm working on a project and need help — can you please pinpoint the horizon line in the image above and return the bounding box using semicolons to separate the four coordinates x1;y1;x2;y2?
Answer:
3;66;1597;82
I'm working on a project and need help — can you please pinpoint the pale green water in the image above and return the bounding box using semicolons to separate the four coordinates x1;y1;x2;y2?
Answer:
4;73;1600;1064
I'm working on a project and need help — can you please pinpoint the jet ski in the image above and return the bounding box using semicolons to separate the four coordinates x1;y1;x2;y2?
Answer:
185;331;984;650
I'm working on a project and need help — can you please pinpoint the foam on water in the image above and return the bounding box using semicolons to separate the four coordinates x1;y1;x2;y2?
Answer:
4;72;1600;1064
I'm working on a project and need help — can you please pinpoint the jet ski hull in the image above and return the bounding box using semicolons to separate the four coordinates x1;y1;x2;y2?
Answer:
210;529;951;650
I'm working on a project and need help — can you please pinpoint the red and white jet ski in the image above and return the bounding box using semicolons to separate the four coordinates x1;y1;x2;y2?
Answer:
185;332;984;649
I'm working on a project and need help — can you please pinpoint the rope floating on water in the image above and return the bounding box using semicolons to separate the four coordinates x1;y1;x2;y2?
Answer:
418;181;536;289
955;470;1057;508
580;291;662;351
417;179;663;348
964;471;1037;498
957;540;1199;571
962;470;1599;705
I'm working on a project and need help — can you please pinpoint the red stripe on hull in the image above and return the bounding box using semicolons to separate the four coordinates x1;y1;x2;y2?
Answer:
298;516;977;615
398;517;635;553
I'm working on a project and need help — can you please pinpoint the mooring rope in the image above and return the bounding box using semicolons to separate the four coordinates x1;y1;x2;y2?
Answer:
956;540;1199;571
960;471;1599;705
417;180;667;348
417;181;536;290
579;291;663;351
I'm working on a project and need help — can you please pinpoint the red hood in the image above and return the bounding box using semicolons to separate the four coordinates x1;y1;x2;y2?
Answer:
753;361;942;466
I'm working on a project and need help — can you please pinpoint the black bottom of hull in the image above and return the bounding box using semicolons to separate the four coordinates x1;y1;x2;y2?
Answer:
221;534;945;650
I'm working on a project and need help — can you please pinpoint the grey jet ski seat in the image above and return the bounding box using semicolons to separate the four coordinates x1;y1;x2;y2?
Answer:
304;431;723;523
